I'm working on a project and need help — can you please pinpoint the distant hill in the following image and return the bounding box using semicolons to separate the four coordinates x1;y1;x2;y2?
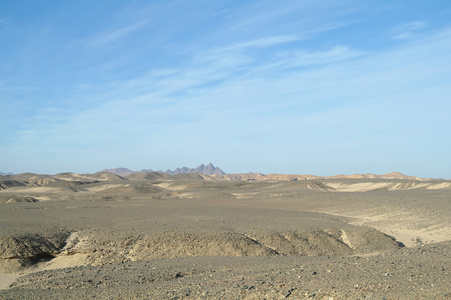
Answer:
328;171;434;181
1;170;446;195
0;172;14;176
103;168;136;176
104;163;225;176
213;171;436;182
103;167;439;181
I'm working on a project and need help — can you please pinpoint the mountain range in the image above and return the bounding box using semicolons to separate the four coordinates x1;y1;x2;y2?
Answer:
103;163;225;176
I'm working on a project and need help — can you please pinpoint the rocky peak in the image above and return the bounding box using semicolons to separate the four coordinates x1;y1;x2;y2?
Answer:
104;164;225;176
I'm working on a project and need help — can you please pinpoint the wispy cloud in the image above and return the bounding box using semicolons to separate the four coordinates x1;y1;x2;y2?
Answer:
210;8;231;18
391;21;427;40
267;45;365;71
87;21;148;47
216;35;301;52
296;45;364;63
29;27;451;142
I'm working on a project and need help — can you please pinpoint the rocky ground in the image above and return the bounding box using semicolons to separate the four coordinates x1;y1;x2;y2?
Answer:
0;173;450;299
1;241;449;299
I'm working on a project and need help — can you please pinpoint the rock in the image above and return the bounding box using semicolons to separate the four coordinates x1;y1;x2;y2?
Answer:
285;288;295;297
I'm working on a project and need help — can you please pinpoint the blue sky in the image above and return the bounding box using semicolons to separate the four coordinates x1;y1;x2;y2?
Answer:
1;0;450;178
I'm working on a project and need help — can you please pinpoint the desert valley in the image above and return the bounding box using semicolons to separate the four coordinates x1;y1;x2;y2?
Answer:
0;165;450;299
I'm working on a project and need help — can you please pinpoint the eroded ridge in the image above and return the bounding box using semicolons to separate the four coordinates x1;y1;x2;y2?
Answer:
0;226;401;275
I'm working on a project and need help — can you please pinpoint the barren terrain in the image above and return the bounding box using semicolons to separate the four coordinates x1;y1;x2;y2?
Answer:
0;172;450;299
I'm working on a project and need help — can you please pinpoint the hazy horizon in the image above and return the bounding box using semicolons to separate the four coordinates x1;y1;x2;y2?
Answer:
1;1;450;178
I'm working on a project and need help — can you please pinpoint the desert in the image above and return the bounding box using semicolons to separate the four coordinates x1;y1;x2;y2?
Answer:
0;168;450;299
3;0;451;298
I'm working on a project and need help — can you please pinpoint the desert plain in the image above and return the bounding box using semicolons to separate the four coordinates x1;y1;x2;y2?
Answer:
0;171;450;299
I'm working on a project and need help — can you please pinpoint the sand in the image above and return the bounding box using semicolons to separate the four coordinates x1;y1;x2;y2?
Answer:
0;173;450;299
